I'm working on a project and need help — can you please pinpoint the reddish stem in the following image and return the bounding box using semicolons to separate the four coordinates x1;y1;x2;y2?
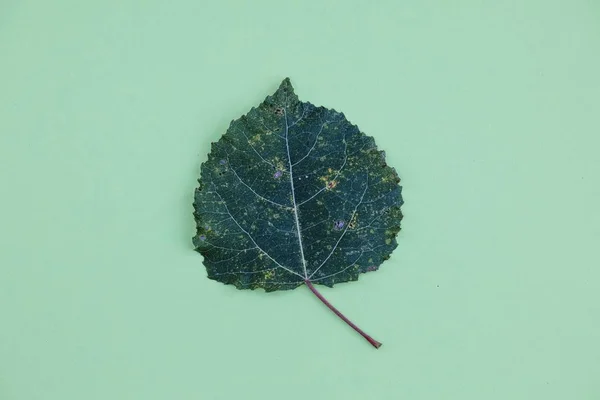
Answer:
304;279;382;349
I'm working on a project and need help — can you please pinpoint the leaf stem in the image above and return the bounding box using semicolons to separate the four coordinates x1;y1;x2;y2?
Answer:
304;279;382;349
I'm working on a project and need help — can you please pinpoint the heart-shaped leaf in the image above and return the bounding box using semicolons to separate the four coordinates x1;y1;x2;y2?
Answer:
193;78;403;348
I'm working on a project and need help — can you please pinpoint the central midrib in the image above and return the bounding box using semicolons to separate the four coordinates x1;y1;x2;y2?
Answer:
283;109;308;279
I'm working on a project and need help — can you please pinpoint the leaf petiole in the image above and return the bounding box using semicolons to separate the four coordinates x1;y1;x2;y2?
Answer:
304;279;382;349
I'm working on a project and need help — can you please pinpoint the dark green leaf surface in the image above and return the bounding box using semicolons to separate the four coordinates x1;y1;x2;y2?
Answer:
193;79;403;292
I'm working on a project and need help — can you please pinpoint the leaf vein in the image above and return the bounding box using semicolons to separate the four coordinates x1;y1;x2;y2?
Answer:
211;188;304;279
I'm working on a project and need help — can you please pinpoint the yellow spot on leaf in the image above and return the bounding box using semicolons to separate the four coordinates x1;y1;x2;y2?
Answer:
348;214;358;229
249;134;262;144
264;270;275;279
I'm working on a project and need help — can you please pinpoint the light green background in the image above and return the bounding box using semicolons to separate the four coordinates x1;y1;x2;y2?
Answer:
1;1;599;399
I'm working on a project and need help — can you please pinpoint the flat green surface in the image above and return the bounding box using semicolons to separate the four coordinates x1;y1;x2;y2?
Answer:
1;1;599;399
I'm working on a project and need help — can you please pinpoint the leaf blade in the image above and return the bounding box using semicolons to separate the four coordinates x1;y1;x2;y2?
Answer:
193;78;403;291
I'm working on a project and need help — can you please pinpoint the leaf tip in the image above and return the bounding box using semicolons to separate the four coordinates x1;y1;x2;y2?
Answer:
278;77;294;93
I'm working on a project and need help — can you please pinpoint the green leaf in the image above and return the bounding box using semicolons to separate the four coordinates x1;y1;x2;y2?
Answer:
193;78;403;348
